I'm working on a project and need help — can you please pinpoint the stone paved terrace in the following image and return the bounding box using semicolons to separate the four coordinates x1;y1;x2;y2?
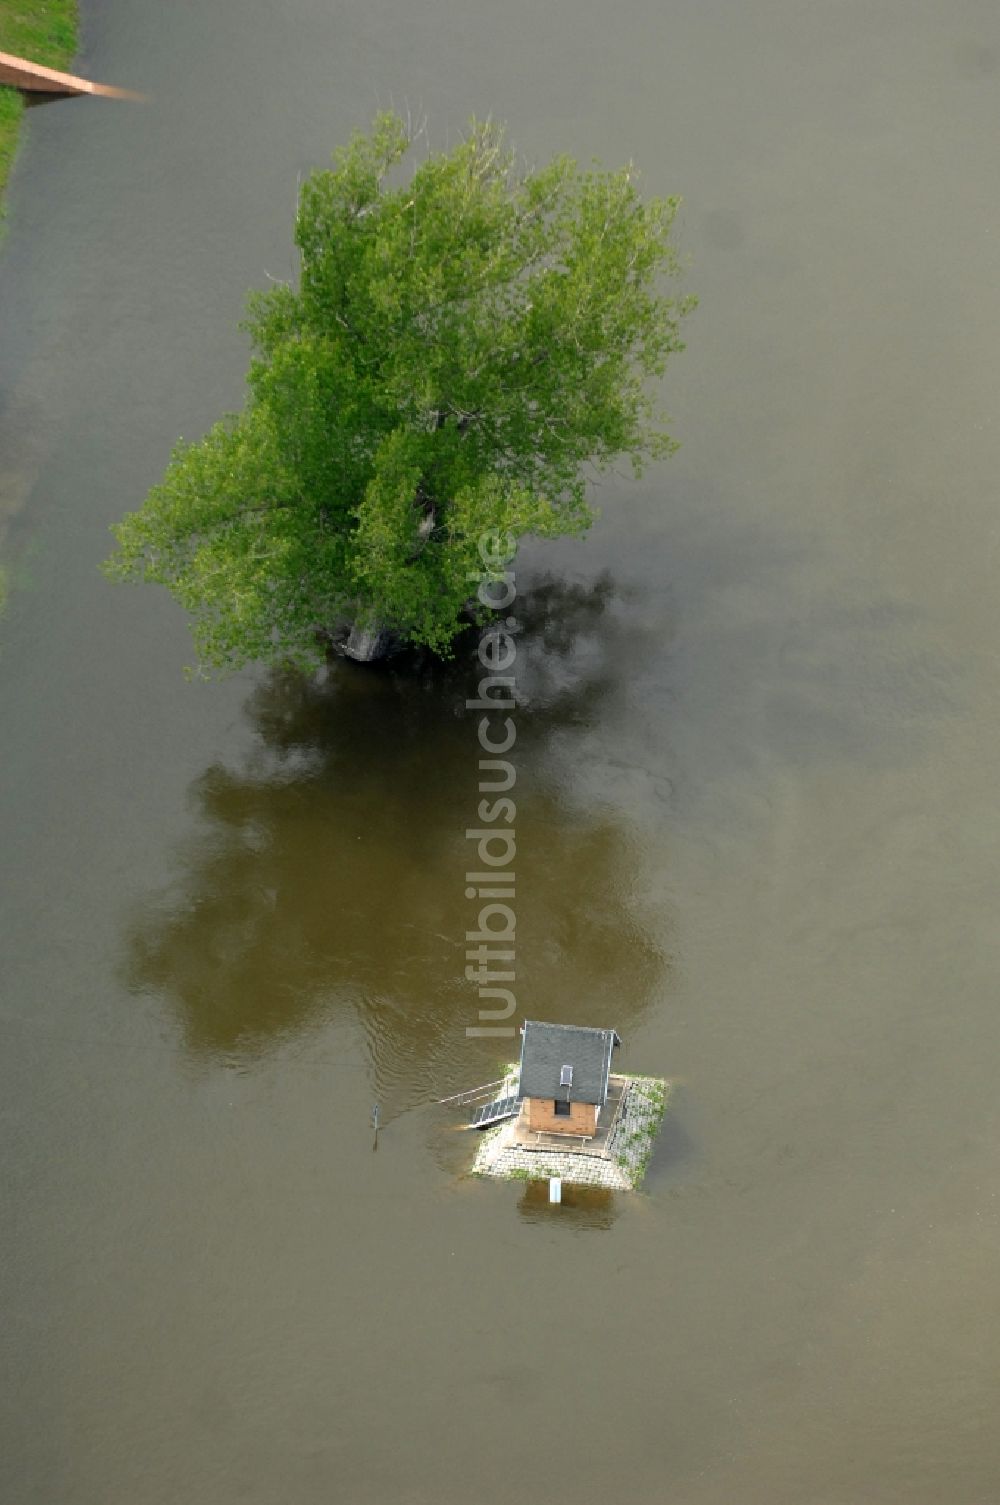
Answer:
471;1074;669;1190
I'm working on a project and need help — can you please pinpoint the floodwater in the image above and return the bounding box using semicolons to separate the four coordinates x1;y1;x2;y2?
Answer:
2;2;999;1500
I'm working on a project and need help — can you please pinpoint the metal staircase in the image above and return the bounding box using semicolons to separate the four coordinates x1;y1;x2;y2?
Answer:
469;1093;520;1129
437;1077;521;1129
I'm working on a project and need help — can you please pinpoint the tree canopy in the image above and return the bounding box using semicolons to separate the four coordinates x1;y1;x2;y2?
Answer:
105;113;694;670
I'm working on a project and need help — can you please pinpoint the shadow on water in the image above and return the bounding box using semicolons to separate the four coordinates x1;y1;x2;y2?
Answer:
516;1180;620;1230
120;576;671;1103
641;1089;699;1191
22;93;81;111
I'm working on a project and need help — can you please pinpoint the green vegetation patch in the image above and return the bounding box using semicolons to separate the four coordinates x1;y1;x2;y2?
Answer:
0;0;79;209
614;1075;670;1188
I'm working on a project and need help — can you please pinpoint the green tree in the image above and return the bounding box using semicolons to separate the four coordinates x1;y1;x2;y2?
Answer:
105;113;694;670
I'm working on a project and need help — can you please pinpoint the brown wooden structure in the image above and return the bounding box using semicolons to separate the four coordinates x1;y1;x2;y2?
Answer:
0;49;139;99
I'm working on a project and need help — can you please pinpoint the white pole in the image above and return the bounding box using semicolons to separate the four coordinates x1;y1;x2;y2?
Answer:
549;1176;562;1204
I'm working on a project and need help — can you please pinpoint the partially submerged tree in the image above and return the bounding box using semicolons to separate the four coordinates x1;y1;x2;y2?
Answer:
106;113;694;670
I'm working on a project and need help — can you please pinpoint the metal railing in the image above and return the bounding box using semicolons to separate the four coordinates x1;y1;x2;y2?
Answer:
602;1074;630;1150
437;1078;507;1109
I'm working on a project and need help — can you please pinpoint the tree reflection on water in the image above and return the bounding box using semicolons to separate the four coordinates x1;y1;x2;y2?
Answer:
120;575;670;1102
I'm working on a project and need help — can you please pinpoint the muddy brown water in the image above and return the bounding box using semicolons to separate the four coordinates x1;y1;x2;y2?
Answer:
2;2;1000;1501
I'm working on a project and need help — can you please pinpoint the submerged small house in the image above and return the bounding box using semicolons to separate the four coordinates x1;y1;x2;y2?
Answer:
517;1020;621;1139
443;1019;666;1188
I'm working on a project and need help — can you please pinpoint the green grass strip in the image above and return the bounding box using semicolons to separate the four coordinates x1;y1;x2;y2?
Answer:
0;0;79;209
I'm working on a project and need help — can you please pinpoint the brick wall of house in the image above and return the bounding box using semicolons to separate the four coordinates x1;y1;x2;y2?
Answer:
525;1097;598;1137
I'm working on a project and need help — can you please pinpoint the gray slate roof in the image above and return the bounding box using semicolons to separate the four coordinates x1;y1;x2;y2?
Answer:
517;1021;620;1106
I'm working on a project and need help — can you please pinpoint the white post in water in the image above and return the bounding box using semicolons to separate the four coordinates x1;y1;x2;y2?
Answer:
549;1176;562;1204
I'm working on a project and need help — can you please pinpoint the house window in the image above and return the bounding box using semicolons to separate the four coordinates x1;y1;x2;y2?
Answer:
554;1099;571;1117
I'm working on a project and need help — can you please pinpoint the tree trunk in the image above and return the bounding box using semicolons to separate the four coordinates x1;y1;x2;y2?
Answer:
342;621;394;662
